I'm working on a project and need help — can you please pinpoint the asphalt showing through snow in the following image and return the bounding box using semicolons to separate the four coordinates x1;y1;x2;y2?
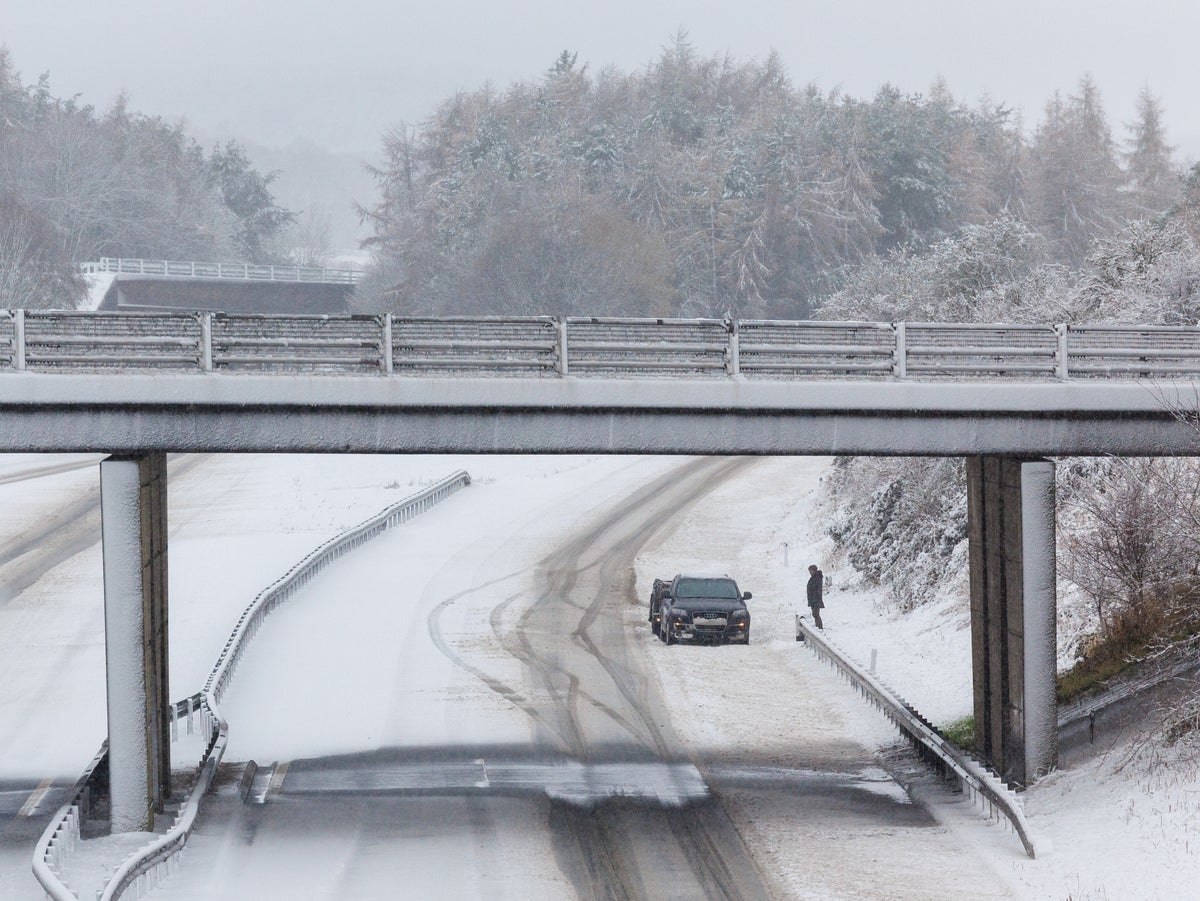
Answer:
0;779;69;899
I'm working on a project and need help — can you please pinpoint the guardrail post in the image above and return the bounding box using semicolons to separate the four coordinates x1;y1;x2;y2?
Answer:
1055;324;1068;380
381;314;393;375
893;322;907;379
199;313;213;372
726;318;740;377
556;319;569;376
13;309;25;371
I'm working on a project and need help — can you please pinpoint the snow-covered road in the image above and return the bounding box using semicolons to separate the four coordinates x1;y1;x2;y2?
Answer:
5;451;1178;899
153;456;773;899
102;453;1005;900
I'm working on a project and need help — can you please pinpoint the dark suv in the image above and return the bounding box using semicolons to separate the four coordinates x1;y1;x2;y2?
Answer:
656;574;752;645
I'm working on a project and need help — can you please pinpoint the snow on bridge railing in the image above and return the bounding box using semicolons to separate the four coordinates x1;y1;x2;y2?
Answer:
796;617;1041;859
33;471;471;901
82;257;362;285
0;310;14;369
7;311;1200;380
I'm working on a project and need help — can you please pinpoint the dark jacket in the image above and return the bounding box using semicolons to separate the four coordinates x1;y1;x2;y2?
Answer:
806;571;824;609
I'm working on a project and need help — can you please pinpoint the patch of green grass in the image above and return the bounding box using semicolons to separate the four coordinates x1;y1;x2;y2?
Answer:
941;715;974;752
1056;651;1142;704
1055;591;1200;704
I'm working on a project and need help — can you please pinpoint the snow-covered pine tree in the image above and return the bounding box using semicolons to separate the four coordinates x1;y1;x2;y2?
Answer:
1124;87;1181;216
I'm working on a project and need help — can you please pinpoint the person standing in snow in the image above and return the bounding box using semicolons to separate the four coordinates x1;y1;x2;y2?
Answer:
806;564;825;629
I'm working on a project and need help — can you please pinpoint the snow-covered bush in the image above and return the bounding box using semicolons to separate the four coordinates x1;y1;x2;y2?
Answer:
819;219;1049;611
818;215;1060;323
827;457;967;611
1060;458;1197;634
1074;219;1200;324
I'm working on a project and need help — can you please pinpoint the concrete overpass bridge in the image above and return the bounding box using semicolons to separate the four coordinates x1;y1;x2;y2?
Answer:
4;311;1200;845
83;257;362;314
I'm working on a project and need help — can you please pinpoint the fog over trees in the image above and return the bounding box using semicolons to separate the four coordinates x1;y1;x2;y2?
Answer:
0;48;293;308
360;36;1187;319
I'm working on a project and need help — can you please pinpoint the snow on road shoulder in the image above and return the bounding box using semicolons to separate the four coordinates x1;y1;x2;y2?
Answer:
677;456;1200;900
633;456;898;765
630;456;1015;900
1010;736;1200;899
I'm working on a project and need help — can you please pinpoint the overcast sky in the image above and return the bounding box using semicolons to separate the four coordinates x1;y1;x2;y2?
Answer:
4;0;1199;163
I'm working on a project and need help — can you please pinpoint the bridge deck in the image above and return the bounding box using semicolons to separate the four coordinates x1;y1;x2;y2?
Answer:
2;313;1199;455
0;371;1195;456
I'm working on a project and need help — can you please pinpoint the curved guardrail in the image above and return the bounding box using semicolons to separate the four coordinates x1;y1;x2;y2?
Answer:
796;617;1040;859
31;743;109;900
33;470;471;899
96;693;224;901
8;310;1200;380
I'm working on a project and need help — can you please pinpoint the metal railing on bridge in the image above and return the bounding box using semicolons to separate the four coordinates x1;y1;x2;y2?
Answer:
81;257;362;285
5;311;1200;379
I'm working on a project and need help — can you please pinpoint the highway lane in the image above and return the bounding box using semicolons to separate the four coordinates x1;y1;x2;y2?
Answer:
0;454;209;607
498;455;771;899
150;456;976;900
150;457;767;900
86;455;1017;900
0;779;71;900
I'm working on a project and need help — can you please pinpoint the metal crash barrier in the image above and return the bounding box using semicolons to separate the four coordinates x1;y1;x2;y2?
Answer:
796;616;1040;859
33;471;471;900
7;311;1200;381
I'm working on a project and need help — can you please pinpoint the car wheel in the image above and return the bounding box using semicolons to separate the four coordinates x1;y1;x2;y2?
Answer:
651;619;660;638
744;629;750;645
664;623;676;645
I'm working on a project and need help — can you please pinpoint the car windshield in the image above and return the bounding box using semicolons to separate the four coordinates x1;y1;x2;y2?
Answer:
675;578;740;599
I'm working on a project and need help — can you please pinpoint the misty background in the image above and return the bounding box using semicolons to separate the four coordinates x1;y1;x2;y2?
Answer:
4;0;1199;252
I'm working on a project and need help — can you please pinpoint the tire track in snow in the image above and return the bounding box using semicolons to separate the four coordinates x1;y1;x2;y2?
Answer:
0;454;211;608
415;455;770;899
510;455;769;901
425;575;573;747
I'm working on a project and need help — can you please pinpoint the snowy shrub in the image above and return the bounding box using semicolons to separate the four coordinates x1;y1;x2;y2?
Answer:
1074;219;1200;325
818;215;1055;323
827;457;967;611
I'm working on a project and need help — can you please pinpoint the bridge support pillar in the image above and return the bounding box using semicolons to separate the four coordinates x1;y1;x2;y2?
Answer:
101;453;170;832
966;456;1057;786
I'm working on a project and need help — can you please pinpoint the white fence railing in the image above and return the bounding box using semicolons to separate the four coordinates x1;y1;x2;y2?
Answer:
796;617;1040;859
81;258;362;286
7;311;1200;380
33;471;471;900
